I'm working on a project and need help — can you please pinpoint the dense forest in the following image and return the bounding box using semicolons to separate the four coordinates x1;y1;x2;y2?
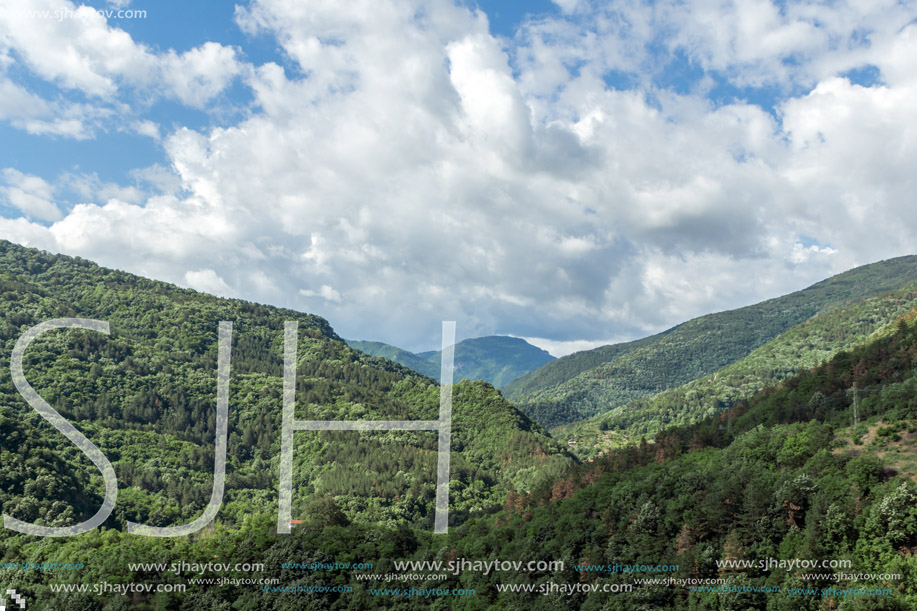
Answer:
0;240;575;605
2;240;916;609
444;311;917;609
345;340;444;379
504;255;917;429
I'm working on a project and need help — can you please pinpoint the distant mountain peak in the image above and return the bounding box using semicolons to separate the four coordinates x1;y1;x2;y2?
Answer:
347;334;554;388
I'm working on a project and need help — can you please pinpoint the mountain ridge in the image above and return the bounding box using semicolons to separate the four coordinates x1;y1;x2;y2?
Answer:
0;239;573;534
346;334;554;388
555;284;917;458
504;254;917;428
3;239;917;608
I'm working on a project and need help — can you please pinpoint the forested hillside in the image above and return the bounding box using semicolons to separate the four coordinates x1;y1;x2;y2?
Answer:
348;335;555;388
505;255;917;428
5;269;915;609
558;285;917;458
0;240;573;538
344;339;443;379
433;310;917;609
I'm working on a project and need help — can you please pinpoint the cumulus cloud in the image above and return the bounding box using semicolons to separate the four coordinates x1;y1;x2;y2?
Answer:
0;0;243;139
0;215;58;249
0;75;104;139
517;335;633;358
791;242;837;264
160;42;244;108
130;120;160;140
61;171;146;205
0;0;242;102
0;168;60;221
1;0;916;352
301;285;343;303
185;269;233;296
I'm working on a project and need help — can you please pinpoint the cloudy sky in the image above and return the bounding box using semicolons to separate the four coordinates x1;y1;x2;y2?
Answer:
1;0;915;355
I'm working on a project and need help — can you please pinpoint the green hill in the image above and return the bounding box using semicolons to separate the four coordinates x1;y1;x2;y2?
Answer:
420;335;555;388
430;313;917;609
557;285;917;458
344;339;442;379
0;239;573;536
4;236;917;609
504;255;917;428
10;285;916;609
347;335;555;388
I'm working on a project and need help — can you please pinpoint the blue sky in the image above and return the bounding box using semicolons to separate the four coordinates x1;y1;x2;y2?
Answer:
1;0;916;355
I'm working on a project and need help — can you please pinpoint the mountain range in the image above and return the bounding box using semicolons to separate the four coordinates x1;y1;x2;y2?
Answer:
503;255;917;429
3;239;917;608
345;335;555;388
556;282;917;458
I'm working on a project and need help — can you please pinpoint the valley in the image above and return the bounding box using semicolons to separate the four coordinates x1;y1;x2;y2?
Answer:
2;240;916;609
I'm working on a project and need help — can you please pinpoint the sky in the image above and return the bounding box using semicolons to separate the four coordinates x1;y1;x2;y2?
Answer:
0;0;916;356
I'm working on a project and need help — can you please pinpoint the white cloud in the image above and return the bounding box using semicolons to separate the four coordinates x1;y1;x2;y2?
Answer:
61;171;145;204
161;42;243;108
0;0;243;139
0;76;101;138
517;335;635;358
300;285;342;303
184;269;232;296
791;242;837;264
0;168;60;221
130;120;160;140
777;75;917;267
19;116;94;139
0;77;50;120
0;215;58;249
0;0;150;97
515;0;914;98
446;33;533;158
551;0;581;15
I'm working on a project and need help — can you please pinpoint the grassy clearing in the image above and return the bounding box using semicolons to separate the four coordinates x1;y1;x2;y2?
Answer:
833;419;917;481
